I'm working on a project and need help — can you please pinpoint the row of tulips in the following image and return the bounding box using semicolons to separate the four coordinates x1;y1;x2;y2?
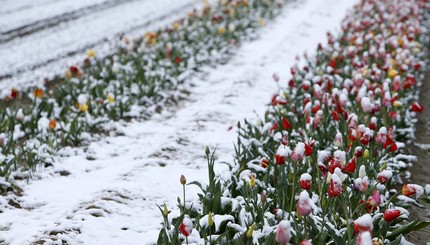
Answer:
0;0;288;182
160;0;430;244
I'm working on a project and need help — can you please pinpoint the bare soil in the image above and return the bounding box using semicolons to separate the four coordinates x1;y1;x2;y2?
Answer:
404;61;430;243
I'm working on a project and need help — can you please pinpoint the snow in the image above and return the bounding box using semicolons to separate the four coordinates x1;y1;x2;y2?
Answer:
354;214;373;230
300;173;312;181
0;0;358;244
0;0;209;93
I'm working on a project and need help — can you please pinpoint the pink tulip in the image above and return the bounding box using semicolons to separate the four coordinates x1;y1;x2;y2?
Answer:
275;220;291;244
297;191;313;216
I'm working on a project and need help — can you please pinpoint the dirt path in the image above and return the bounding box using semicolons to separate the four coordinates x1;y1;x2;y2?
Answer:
405;45;430;243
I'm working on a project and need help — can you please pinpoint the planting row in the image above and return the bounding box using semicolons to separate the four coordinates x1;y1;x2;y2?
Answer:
160;0;430;244
0;0;288;181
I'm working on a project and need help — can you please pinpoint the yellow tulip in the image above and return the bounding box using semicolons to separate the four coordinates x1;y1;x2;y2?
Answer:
388;69;398;79
87;49;95;58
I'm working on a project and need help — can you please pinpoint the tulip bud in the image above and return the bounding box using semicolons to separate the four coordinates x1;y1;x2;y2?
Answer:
363;149;369;159
180;175;187;185
208;212;214;227
163;203;168;216
247;223;255;238
250;175;256;188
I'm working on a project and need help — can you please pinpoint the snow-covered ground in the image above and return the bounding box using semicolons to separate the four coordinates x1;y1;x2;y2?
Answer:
0;0;358;244
0;0;207;94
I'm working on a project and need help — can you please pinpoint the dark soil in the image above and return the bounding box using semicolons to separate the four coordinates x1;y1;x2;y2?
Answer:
404;66;430;243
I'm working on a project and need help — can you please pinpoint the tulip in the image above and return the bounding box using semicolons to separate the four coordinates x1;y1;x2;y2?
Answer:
49;119;57;130
282;117;291;130
377;170;392;184
375;127;387;145
355;146;363;157
363;149;369;159
291;143;305;161
383;209;401;222
300;240;313;245
370;190;381;206
261;158;269;168
361;97;373;113
10;88;19;99
304;142;313;156
87;49;95;58
247;223;255;238
250;175;255;188
297;190;313;216
179;217;193;236
299;173;312;189
276;148;288;165
334;132;343;147
410;102;424;112
332;110;339;121
107;93;115;104
402;184;424;198
328;174;343;197
343;157;356;173
353;214;373;234
356;231;372;245
275;220;291;244
33;88;43;99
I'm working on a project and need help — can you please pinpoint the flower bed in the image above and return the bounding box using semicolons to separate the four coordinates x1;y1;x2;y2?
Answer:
0;0;288;181
160;0;430;244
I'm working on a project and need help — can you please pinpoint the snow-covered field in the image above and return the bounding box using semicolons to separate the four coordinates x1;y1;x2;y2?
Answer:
0;0;358;244
0;0;208;94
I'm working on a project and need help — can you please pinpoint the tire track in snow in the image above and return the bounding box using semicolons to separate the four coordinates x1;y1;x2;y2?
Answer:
0;0;138;43
0;0;359;244
0;0;202;91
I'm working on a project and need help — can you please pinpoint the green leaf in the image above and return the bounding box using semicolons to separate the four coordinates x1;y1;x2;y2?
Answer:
324;222;344;245
188;181;204;192
386;219;430;240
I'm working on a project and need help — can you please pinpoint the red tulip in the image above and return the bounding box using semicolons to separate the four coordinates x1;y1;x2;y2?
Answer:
304;143;313;156
328;174;343;197
174;56;182;64
299;173;312;189
261;158;269;168
276;149;288;165
332;110;339;121
410;102;424;112
179;217;193;237
282;117;291;130
275;154;286;165
10;88;19;99
343;157;356;173
383;209;401;222
377;170;392;184
353;214;373;234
